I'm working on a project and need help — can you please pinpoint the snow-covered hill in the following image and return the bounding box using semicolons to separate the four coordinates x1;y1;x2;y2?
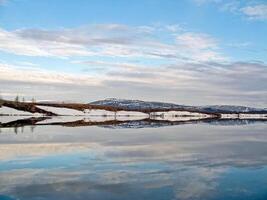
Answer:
90;98;193;110
90;98;267;114
1;98;266;118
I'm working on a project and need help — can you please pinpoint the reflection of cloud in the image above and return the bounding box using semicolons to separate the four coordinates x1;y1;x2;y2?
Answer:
0;156;225;200
1;123;267;168
0;123;267;199
174;168;223;200
0;167;224;200
0;153;226;200
101;140;267;168
0;143;97;161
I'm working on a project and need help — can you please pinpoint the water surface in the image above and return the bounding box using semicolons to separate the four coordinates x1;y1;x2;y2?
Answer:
0;117;267;200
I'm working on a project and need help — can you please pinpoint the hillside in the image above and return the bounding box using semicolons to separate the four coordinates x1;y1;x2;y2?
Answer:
0;98;267;119
90;98;267;114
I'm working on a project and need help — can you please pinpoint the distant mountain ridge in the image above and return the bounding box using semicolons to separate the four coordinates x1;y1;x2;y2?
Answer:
90;98;267;114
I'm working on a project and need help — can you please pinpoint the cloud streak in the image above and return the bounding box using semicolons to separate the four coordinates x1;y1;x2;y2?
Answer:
0;23;266;106
0;63;101;86
241;4;267;20
1;59;266;106
194;0;267;21
0;24;226;62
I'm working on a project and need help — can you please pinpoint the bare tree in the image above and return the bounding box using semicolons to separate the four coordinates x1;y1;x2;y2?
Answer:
31;97;36;104
0;92;3;107
15;95;19;104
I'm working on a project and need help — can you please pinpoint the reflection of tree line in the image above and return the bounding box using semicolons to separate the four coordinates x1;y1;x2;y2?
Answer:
0;117;40;134
10;125;35;134
0;117;267;134
0;125;35;134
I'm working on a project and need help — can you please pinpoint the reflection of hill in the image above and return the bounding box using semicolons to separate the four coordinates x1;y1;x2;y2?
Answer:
0;117;50;128
1;116;267;130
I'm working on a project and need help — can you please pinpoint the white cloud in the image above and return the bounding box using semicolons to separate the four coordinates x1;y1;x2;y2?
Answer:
241;4;267;20
165;24;185;32
193;0;267;21
0;28;50;56
176;32;217;50
0;24;265;106
0;28;93;57
0;24;226;62
220;1;240;13
226;42;251;48
0;62;101;85
1;60;266;106
175;32;225;62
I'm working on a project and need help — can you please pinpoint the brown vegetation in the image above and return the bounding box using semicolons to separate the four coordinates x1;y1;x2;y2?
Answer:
2;100;57;116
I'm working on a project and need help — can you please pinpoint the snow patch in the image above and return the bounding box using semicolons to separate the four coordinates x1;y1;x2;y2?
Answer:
36;106;150;118
0;106;35;116
36;106;85;116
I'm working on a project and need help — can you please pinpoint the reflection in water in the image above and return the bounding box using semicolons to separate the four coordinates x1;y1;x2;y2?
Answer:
1;116;267;134
0;117;267;199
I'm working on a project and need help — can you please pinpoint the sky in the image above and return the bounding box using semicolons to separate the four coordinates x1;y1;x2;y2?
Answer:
0;0;266;107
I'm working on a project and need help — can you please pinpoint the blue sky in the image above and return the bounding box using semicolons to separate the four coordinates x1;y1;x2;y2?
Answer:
0;0;266;106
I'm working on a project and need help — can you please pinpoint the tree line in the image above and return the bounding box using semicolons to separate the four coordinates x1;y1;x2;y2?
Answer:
0;92;36;106
14;95;36;104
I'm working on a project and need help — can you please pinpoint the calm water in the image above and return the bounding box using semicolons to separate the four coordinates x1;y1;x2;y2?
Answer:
0;118;267;200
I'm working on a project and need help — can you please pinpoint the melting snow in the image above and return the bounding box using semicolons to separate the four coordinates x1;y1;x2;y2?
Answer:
0;106;35;116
